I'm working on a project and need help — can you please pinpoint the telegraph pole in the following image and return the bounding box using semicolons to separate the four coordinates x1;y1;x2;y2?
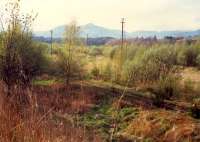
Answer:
86;34;89;46
50;30;53;55
121;18;125;49
120;18;125;67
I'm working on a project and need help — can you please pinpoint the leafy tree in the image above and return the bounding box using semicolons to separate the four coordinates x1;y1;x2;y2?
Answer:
0;0;46;96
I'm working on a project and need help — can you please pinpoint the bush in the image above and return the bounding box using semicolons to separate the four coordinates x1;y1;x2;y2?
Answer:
91;66;100;79
196;54;200;68
191;98;200;119
89;47;103;56
0;33;47;88
0;0;48;94
57;49;84;83
122;45;176;85
118;42;200;86
177;46;199;66
101;63;112;81
183;79;194;93
153;75;180;106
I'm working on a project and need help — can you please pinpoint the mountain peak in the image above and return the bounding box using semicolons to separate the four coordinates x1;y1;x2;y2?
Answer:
83;23;99;28
85;23;95;26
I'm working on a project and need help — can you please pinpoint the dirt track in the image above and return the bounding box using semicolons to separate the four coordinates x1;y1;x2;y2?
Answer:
34;81;193;114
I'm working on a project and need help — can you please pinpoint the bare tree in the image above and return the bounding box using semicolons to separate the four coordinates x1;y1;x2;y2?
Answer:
62;20;80;84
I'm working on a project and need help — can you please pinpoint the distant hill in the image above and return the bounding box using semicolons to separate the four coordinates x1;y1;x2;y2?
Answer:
34;23;125;38
34;23;200;39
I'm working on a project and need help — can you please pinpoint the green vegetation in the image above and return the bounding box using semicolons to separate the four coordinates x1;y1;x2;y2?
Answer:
32;79;61;86
152;75;181;106
80;104;139;141
1;0;200;142
0;1;47;96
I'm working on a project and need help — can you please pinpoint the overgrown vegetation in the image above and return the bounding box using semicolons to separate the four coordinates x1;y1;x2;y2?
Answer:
0;0;47;96
0;0;200;141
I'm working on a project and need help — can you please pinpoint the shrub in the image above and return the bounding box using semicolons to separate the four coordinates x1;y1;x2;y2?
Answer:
191;98;200;119
0;0;47;97
0;33;47;88
177;46;199;66
89;47;103;56
91;66;100;79
196;54;200;68
57;21;86;84
153;75;180;106
102;46;115;57
57;49;84;83
122;46;175;85
183;79;194;93
101;63;112;81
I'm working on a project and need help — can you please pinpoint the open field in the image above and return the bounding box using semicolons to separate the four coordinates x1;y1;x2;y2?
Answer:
1;0;200;141
27;78;200;142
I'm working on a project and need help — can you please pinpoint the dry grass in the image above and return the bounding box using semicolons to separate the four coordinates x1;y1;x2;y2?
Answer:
118;109;200;142
1;79;200;142
0;83;102;142
179;67;200;101
34;83;98;114
180;67;200;84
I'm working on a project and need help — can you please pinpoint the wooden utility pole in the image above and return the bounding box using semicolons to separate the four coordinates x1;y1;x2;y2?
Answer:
86;34;89;46
50;30;53;55
120;18;125;67
121;18;125;49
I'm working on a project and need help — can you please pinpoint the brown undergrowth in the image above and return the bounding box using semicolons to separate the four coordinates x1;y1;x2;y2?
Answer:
117;109;200;142
0;83;102;142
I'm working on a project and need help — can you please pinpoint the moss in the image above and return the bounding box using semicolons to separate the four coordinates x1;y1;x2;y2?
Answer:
80;104;139;141
32;79;63;86
119;108;138;118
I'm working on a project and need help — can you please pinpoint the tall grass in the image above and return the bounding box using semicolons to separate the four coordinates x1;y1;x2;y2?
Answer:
0;83;101;142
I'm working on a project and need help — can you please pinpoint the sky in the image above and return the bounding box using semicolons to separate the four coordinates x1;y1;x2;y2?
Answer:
1;0;200;32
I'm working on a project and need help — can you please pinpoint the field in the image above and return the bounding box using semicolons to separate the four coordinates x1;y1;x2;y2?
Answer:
1;35;200;141
2;69;199;142
1;35;200;142
1;0;200;142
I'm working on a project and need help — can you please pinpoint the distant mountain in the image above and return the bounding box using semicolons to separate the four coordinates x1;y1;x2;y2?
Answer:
35;26;66;38
79;23;126;38
34;23;125;38
34;23;200;39
129;30;200;39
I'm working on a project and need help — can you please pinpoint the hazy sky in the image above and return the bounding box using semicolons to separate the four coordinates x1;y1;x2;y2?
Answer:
1;0;200;32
